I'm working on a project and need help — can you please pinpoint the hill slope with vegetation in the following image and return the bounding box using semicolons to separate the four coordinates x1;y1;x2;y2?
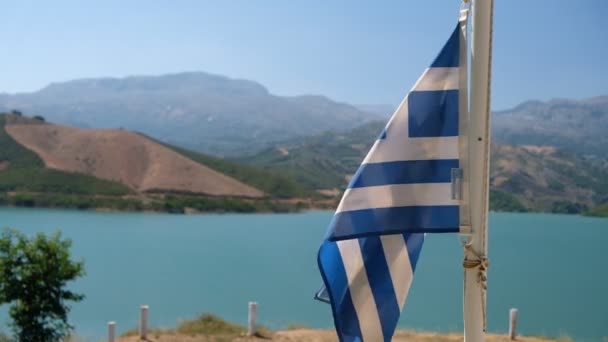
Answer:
0;113;132;196
5;120;263;197
0;113;312;212
241;121;608;215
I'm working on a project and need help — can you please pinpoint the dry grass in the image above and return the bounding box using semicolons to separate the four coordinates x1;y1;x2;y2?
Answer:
117;329;558;342
115;314;558;342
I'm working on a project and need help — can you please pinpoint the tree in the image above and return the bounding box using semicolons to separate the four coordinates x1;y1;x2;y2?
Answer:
0;229;85;342
32;115;45;122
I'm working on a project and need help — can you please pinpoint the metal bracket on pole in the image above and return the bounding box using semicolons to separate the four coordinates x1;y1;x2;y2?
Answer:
459;225;472;236
460;8;470;23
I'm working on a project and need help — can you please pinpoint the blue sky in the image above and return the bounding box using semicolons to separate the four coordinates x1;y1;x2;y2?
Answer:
1;0;606;109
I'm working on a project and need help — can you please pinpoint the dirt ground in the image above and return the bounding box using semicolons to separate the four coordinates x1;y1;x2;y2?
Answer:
118;329;556;342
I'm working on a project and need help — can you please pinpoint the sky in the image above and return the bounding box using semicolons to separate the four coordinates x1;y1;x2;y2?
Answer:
1;0;607;110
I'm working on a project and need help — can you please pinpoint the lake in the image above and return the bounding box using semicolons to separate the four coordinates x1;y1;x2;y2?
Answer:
0;208;606;341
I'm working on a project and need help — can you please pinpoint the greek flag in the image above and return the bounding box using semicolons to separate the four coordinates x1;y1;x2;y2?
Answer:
316;23;468;342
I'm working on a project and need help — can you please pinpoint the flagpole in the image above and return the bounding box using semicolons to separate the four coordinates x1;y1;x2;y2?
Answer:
464;0;493;341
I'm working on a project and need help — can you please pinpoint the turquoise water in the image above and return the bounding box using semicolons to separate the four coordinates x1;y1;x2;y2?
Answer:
0;208;606;341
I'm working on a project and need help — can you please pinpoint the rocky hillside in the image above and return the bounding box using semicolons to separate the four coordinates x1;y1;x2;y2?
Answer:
492;96;608;158
490;144;608;213
0;72;376;156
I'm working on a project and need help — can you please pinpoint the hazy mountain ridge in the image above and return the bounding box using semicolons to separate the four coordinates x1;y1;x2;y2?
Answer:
0;72;375;156
492;96;608;158
3;72;606;159
355;104;395;118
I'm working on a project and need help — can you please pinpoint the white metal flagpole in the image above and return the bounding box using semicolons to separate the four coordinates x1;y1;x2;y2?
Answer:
464;0;494;341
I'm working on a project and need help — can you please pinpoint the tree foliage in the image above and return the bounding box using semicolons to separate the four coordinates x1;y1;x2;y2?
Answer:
0;229;85;342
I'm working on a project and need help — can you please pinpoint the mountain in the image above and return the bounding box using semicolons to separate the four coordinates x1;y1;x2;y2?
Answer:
492;96;608;158
0;112;311;212
355;104;395;118
0;72;375;156
242;120;608;214
3;72;605;160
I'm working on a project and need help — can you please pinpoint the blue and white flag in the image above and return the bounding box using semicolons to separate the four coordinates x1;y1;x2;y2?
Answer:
317;23;468;342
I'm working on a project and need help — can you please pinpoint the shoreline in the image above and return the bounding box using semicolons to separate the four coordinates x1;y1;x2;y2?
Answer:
0;191;606;217
0;201;605;219
0;191;337;215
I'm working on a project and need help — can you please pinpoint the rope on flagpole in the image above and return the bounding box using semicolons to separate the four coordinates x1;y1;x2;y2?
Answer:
463;240;489;331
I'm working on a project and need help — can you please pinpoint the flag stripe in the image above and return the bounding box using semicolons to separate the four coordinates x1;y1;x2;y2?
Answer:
408;90;459;137
380;234;414;310
337;239;384;342
363;96;459;163
348;159;458;188
413;67;459;91
363;136;459;163
359;237;400;341
329;205;459;240
404;233;425;272
318;242;363;341
430;25;459;68
337;183;458;213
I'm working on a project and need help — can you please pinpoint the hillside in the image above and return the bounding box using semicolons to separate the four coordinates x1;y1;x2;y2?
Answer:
492;96;608;158
490;144;608;213
5;121;263;197
240;122;384;190
0;114;133;196
0;113;312;212
0;72;375;156
242;121;608;214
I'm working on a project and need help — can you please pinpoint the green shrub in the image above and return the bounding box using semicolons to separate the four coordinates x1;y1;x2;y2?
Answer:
584;204;608;217
176;314;246;336
551;200;588;214
489;190;527;212
0;229;85;342
0;169;131;195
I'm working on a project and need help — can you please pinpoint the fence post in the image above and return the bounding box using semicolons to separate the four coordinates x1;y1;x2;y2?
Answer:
140;305;149;340
509;308;518;340
108;321;115;342
247;301;257;336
